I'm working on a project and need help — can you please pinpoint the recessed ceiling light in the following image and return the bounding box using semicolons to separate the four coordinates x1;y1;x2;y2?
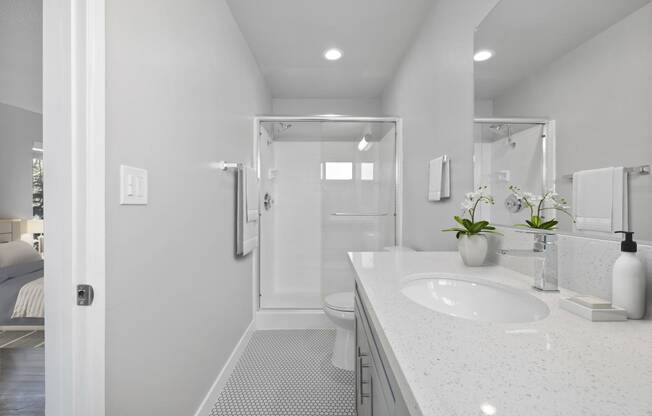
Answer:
324;48;343;61
474;49;494;62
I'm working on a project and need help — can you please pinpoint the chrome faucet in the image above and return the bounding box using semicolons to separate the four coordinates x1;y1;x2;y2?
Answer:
498;231;559;291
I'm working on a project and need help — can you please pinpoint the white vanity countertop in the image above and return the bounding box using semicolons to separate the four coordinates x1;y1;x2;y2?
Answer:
348;251;652;416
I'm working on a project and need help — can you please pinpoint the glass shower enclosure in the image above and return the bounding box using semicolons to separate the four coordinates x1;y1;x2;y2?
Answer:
473;118;555;226
257;118;399;309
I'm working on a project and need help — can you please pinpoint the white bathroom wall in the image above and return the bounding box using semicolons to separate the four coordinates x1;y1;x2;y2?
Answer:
492;2;652;237
381;0;500;250
272;98;382;116
0;103;41;219
474;99;494;118
0;0;42;219
105;0;270;414
0;0;42;114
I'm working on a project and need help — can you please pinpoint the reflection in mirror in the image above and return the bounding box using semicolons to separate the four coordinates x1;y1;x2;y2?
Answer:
474;0;652;242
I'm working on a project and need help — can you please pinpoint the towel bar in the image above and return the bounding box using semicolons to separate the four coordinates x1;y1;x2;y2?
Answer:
216;161;242;171
562;164;650;181
330;213;390;217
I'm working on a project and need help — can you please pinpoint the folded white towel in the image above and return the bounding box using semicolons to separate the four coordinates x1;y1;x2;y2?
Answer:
428;156;450;201
572;167;628;233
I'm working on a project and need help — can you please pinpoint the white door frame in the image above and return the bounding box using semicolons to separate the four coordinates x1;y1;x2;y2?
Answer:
43;0;106;415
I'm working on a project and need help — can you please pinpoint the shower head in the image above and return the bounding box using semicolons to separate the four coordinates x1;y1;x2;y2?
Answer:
277;122;292;133
488;123;516;148
489;124;504;132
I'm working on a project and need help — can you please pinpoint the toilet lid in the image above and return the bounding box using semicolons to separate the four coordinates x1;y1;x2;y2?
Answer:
325;292;354;312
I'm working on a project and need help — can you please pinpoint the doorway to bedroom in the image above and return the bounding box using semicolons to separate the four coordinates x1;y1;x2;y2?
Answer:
0;0;46;415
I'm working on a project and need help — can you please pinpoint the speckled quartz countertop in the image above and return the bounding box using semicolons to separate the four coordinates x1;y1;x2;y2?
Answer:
348;251;652;416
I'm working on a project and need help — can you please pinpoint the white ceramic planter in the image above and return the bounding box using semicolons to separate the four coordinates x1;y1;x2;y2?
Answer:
457;234;488;267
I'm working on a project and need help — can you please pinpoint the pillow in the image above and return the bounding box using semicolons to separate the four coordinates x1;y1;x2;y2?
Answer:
0;241;44;284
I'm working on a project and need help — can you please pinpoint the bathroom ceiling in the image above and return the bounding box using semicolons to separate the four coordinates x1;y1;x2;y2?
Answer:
475;0;652;100
225;0;433;98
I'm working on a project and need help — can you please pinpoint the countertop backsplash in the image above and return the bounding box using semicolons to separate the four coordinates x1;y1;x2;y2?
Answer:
491;227;652;318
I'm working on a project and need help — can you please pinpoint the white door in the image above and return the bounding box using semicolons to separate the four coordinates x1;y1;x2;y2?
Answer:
44;0;106;415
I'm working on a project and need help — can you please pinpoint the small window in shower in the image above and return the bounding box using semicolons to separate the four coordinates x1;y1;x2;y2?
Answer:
360;162;374;181
324;162;353;180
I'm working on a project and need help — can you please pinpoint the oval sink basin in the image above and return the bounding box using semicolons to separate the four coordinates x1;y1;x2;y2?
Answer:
400;274;549;323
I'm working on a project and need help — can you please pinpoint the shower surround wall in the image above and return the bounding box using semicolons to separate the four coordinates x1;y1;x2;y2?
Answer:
473;125;545;225
259;124;396;309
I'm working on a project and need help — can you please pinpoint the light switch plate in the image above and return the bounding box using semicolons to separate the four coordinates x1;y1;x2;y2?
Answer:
120;165;148;205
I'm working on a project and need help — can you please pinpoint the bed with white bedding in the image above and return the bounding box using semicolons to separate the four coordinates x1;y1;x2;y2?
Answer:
12;277;44;319
0;240;45;327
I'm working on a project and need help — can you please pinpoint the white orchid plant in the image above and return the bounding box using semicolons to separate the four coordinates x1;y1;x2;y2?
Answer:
508;185;573;230
443;186;500;238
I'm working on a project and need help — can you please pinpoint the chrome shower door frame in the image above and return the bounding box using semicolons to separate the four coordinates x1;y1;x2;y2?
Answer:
252;116;404;313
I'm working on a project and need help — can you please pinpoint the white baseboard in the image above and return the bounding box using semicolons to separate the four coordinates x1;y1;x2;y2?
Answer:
0;325;44;331
256;309;334;330
193;320;255;416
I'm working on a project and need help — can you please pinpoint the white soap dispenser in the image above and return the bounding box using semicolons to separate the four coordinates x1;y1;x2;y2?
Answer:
611;231;646;319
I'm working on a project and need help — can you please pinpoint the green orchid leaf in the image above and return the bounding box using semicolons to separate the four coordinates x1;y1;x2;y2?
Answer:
475;222;490;233
461;218;473;230
442;228;467;233
539;219;559;230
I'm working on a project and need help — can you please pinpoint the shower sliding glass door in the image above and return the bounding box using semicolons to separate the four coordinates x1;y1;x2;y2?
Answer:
258;119;397;309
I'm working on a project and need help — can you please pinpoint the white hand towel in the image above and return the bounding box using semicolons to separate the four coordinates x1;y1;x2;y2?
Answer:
611;166;628;232
237;166;259;256
428;156;450;201
572;167;627;233
245;167;259;223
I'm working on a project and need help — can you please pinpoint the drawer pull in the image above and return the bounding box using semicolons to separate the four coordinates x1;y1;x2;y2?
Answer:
359;357;372;404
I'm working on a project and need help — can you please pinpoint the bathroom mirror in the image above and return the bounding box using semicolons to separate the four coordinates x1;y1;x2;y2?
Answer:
474;0;652;242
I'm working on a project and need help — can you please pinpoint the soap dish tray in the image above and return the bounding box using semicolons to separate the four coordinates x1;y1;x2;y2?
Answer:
559;298;627;321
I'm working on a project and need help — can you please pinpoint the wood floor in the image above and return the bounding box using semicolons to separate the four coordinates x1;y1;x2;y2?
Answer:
0;331;44;416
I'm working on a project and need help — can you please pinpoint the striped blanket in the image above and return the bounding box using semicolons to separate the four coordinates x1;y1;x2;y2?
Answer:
11;277;44;318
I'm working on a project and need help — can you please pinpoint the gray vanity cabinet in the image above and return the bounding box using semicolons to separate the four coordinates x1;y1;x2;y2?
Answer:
355;285;410;416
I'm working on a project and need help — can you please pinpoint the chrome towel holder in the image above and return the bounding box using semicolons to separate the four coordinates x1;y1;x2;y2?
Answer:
216;161;241;171
562;164;650;181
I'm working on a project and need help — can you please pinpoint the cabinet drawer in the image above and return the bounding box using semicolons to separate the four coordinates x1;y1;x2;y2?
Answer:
355;287;396;403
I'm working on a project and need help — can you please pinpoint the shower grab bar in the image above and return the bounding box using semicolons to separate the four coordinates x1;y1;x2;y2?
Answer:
330;212;390;217
561;164;650;180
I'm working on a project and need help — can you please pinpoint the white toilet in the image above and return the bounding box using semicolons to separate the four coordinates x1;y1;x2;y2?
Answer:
324;247;413;371
323;291;355;371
